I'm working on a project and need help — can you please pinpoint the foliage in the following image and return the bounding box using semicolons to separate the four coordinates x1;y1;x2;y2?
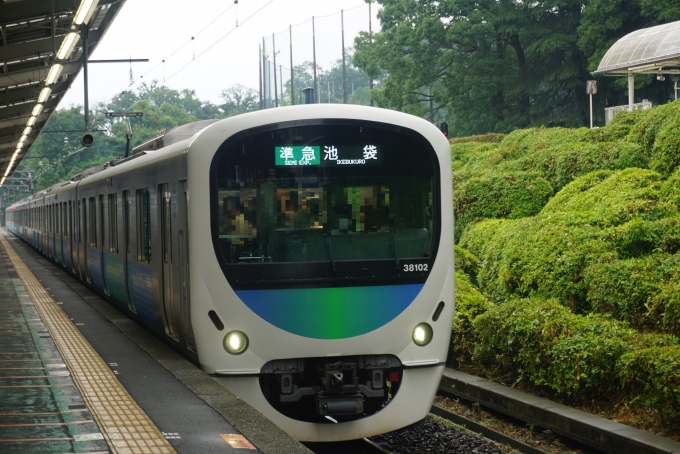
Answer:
453;172;553;240
220;84;259;117
449;134;506;145
449;270;494;368
23;82;257;192
454;245;481;284
460;169;680;317
352;0;678;134
626;101;680;176
354;0;590;135
281;53;377;107
618;346;680;426
473;298;678;401
447;101;680;429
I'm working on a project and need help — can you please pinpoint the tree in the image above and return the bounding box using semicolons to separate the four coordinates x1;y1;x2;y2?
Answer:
220;84;259;117
26;82;247;190
354;0;591;136
578;0;680;115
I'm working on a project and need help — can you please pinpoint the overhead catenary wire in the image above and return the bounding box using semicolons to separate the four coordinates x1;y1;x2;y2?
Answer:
138;3;238;79
122;0;279;113
164;0;278;84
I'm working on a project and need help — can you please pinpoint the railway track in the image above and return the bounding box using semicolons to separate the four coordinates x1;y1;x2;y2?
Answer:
311;367;680;454
304;438;390;454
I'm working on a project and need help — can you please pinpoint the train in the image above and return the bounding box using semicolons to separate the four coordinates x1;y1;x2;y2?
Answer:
6;104;454;442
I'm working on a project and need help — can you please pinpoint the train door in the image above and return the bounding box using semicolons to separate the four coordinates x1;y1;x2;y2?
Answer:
100;194;107;293
84;197;91;283
62;202;68;267
69;201;75;272
123;190;136;312
178;181;196;352
159;183;179;341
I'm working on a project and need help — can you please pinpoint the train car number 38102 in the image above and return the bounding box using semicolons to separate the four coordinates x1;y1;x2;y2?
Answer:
404;264;429;272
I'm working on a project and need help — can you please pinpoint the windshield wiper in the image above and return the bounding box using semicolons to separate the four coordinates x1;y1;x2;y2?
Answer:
392;228;400;270
326;234;336;273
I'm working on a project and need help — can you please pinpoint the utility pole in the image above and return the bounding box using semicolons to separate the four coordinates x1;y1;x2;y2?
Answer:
341;10;347;104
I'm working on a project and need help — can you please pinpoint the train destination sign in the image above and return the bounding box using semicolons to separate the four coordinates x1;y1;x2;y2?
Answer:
275;145;382;166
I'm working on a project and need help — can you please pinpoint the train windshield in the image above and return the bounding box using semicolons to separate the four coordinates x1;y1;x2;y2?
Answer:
211;121;440;288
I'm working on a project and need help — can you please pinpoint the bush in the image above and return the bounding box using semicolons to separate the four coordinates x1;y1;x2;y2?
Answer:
660;167;680;208
451;142;500;172
461;214;610;311
650;115;680;177
649;278;680;337
540;168;669;225
627;100;680;153
473;298;576;379
450;133;505;144
449;270;494;368
584;255;669;325
454;246;481;284
512;142;649;191
462;170;680;313
453;172;553;240
473;298;678;401
618;346;680;426
499;127;590;161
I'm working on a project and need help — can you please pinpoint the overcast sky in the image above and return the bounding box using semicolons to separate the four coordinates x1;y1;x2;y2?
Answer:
60;0;381;109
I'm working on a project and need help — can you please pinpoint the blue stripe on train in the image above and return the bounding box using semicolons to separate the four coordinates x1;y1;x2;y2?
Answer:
128;261;157;324
89;248;103;290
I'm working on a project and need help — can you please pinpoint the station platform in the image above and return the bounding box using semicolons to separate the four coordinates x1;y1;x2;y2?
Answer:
0;229;311;454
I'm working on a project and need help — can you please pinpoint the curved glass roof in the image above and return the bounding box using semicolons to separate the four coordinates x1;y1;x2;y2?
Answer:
594;20;680;75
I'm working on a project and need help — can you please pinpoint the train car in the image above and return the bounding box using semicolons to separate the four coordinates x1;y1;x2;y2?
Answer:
6;105;454;442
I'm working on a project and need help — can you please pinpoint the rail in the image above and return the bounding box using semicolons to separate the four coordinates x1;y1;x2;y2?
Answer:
438;368;680;454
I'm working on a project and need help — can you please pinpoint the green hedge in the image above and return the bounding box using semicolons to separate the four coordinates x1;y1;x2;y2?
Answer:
450;133;506;144
453;172;553;240
449;270;494;368
454;245;481;283
472;298;678;403
460;169;680;318
584;254;680;326
619;346;680;426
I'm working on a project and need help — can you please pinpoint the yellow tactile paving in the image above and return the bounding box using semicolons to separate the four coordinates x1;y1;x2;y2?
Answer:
0;233;176;454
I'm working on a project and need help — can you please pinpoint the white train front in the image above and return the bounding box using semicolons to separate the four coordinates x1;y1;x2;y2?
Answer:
7;105;454;442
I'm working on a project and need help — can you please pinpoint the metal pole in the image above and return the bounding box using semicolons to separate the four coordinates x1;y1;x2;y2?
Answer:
273;34;278;107
259;44;263;110
341;10;347;104
280;65;283;105
312;17;318;104
589;93;593;129
628;73;634;107
51;0;56;58
290;25;295;105
81;24;90;130
369;1;374;107
262;38;267;108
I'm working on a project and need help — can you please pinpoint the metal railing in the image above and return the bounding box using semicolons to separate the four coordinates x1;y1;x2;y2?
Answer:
604;100;652;125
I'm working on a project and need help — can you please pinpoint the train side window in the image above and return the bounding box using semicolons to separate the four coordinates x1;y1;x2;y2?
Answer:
108;194;118;253
77;200;81;243
88;197;97;247
68;201;73;242
63;203;68;240
136;189;151;263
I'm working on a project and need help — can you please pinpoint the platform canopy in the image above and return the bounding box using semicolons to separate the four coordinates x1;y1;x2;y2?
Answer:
593;20;680;76
0;0;127;186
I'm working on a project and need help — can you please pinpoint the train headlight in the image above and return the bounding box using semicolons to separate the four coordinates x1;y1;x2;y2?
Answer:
223;331;249;355
412;323;433;347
